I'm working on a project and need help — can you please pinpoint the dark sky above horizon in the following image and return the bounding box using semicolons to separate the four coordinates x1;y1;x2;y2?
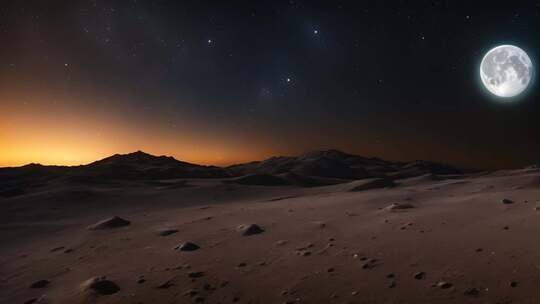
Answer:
1;0;540;169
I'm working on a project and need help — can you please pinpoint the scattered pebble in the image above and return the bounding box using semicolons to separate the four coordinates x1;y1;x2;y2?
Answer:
414;272;425;280
156;280;174;289
502;198;514;204
237;224;265;236
184;289;199;297
50;246;64;252
157;228;179;236
188;271;205;278
88;216;130;230
436;281;453;289
81;276;120;295
463;287;480;296
362;258;379;269
174;242;200;251
386;203;415;211
30;280;50;289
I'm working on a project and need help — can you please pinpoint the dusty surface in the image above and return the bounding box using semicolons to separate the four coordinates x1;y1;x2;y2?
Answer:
3;168;540;303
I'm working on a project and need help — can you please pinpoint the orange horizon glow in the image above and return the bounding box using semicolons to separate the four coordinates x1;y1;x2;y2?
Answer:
0;86;527;170
0;88;272;168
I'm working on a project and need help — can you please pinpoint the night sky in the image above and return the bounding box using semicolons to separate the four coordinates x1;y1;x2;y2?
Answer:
1;1;540;169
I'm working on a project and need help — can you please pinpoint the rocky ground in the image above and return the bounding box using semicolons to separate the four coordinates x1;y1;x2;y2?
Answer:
3;163;540;303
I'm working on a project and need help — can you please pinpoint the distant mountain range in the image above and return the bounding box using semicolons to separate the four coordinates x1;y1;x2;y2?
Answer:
0;150;467;197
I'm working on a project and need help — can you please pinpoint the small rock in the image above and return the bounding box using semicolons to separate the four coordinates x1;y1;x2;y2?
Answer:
510;281;518;288
413;272;425;280
276;240;288;246
81;276;120;295
194;296;205;303
502;198;514;204
30;280;50;288
362;259;378;269
188;271;205;278
436;281;453;289
503;226;509;230
23;296;48;304
351;291;358;296
158;229;179;236
327;267;335;273
386;203;415;211
463;287;480;296
237;262;247;268
184;289;199;297
157;280;174;289
174;242;200;251
475;248;483;252
386;273;395;278
388;280;396;288
88;216;130;230
50;246;65;252
317;222;326;228
237;224;265;236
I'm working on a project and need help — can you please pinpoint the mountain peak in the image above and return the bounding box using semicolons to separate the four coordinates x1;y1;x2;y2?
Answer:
90;151;180;167
299;149;352;159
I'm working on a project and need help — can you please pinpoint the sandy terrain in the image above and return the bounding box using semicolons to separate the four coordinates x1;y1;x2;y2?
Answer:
3;154;540;303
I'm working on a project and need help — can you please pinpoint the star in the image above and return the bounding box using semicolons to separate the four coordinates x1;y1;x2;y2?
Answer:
286;77;291;83
313;29;319;34
207;39;213;45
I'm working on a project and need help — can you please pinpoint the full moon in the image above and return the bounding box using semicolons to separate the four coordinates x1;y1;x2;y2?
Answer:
480;45;533;98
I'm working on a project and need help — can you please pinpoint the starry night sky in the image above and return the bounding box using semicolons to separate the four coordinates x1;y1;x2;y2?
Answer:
1;1;540;168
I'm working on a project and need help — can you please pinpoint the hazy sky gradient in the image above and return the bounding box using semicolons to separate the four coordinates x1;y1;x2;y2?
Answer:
2;1;540;168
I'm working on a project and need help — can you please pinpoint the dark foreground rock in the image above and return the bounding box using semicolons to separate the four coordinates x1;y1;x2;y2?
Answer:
237;224;265;236
157;228;179;236
502;198;514;204
88;216;131;230
175;242;201;251
81;276;120;295
30;280;50;288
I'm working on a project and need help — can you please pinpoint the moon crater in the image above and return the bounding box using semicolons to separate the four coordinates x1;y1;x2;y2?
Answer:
480;45;533;98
